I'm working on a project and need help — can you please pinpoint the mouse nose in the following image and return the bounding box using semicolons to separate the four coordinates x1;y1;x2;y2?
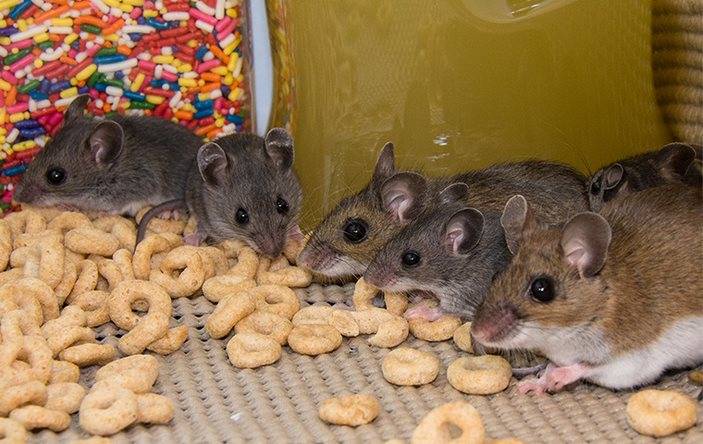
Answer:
364;266;393;290
472;302;517;344
13;183;35;203
256;236;285;259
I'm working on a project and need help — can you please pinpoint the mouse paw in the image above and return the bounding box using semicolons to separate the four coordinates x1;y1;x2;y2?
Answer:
517;377;548;395
404;303;444;321
183;233;204;246
543;363;589;392
158;209;182;220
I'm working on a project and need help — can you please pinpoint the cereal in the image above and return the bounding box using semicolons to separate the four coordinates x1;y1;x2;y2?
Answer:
368;315;408;348
409;315;462;342
132;233;182;280
226;332;282;368
95;355;159;394
0;380;47;417
9;405;71;432
453;322;474;353
352;277;379;310
49;360;80;385
318;394;380;426
288;325;342;356
45;382;86;414
411;401;485;444
70;291;110;327
45;326;96;358
65;227;120;257
252;285;300;320
12;229;62;250
93;216;137;252
146;325;189;355
59;344;116;368
149;246;206;298
54;261;78;306
329;309;360;337
136;207;187;236
136;393;175;424
256;257;312;288
447;356;512;395
0;417;28;443
351;307;393;334
205;290;256;339
67;260;100;303
382;348;440;386
16;336;53;384
0;220;11;271
235;311;293;345
226;245;259;279
283;233;307;264
202;274;256;303
47;212;92;234
79;385;138;436
5;211;46;238
197;246;230;276
0;277;59;323
291;305;333;326
626;389;698;437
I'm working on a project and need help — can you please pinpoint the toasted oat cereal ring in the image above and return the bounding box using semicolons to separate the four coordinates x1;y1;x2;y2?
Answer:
197;246;229;276
59;343;116;367
229;246;259;279
132;233;182;280
283;233;307;264
218;239;247;256
45;382;86;414
453;322;474;353
0;417;28;443
71;291;110;327
65;227;120;257
351;308;394;335
136;393;174;424
47;211;92;233
42;305;87;335
235;311;292;345
291;305;333;326
108;280;172;330
318;394;380;426
0;309;37;345
202;275;256;303
447;355;512;395
256;257;312;287
689;370;703;385
252;285;300;320
149;246;206;298
0;381;47;416
9;405;71;432
382;347;440;386
409;315;462;342
17;336;53;383
411;401;485;444
288;325;342;356
36;239;65;288
67;260;99;302
112;249;135;280
226;332;282;368
12;228;63;251
80;385;138;436
329;309;360;337
5;210;46;238
136;207;187;235
626;389;698;437
96;257;126;291
184;216;198;237
368;315;408;348
1;277;59;322
205;291;256;339
118;310;170;356
146;325;188;355
0;268;24;290
93;216;137;251
95;355;160;394
385;292;408;316
54;261;78;306
49;360;80;384
352;277;378;310
46;326;95;357
0;220;12;272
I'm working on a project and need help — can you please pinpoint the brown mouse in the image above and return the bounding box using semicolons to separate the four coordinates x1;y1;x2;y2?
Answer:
588;142;702;211
471;185;703;393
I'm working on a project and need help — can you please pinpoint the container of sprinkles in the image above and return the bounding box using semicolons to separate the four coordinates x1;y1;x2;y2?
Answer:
0;0;252;214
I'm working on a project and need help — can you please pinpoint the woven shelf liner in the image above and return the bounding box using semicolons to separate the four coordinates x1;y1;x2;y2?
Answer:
29;283;702;443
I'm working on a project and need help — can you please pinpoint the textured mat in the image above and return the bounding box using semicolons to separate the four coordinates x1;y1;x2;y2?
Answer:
30;283;703;444
652;0;703;143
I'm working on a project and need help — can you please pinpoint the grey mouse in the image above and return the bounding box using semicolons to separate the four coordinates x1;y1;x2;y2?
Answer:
14;95;202;215
587;142;702;211
138;128;303;259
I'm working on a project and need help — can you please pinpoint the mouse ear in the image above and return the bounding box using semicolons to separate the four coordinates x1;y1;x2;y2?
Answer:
371;142;396;188
500;195;533;255
197;142;228;186
603;164;624;190
656;142;696;180
264;127;294;170
381;171;426;223
685;158;702;186
65;95;90;122
560;212;612;279
439;182;469;204
88;121;123;166
443;208;484;256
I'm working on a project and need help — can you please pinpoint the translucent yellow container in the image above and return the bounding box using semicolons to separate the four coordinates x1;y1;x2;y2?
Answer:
267;0;671;228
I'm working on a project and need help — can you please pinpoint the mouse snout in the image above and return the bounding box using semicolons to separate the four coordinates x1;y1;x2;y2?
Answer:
13;182;39;203
364;264;396;290
472;302;518;345
255;235;285;259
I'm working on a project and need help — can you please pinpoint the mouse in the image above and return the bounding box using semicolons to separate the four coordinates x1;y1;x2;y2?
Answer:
471;185;703;394
299;142;588;281
137;128;303;259
587;142;702;211
14;94;202;216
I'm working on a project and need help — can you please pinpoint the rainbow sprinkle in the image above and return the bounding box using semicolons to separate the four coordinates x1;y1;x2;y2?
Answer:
0;0;250;213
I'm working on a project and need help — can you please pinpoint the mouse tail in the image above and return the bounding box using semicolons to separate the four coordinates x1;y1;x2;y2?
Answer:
136;199;187;246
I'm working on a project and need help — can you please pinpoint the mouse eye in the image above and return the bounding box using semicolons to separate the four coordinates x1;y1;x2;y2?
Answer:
342;219;367;244
276;197;289;215
46;167;66;186
401;250;421;267
235;208;249;225
529;276;555;303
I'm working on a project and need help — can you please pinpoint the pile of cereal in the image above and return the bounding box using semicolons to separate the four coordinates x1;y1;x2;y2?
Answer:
0;0;250;213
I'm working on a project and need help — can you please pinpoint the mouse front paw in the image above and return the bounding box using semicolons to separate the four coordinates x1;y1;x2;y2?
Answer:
517;377;548;395
404;302;444;321
183;232;205;246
